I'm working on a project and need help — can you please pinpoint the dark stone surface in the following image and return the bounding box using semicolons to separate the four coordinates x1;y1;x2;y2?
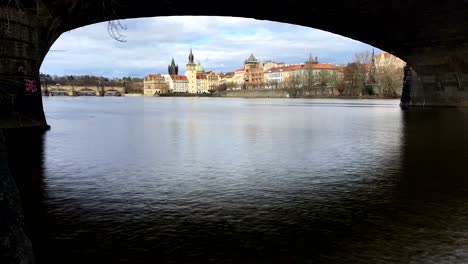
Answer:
0;130;34;264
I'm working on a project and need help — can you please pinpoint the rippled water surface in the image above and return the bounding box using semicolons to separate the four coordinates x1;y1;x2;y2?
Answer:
21;97;468;263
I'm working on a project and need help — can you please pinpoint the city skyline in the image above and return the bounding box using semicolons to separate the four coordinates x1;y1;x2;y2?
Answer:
40;16;382;78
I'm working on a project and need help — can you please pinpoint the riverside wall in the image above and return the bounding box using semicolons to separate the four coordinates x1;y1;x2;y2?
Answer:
218;90;290;98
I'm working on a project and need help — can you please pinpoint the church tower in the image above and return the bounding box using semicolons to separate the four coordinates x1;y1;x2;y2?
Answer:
305;53;318;64
168;58;178;75
186;49;197;93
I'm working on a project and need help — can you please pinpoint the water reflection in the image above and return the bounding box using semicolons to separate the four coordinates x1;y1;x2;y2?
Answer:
325;108;468;263
8;98;468;263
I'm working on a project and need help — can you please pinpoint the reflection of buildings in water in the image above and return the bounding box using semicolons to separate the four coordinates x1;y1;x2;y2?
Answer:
169;120;181;147
188;119;197;145
186;107;198;145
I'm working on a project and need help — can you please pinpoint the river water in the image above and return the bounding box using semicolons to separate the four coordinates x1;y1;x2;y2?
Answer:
18;97;468;263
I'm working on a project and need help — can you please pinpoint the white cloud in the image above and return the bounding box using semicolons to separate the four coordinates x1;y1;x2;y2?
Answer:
41;16;381;78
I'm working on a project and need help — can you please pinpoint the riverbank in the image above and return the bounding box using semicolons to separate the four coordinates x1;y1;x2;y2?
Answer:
300;94;400;100
158;91;399;99
159;93;213;97
212;90;399;99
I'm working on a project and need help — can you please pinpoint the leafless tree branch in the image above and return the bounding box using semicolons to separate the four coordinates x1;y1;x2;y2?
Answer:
107;19;127;42
102;0;127;42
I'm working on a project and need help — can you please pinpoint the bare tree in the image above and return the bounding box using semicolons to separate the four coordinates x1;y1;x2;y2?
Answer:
302;69;315;96
354;50;372;66
283;73;301;98
355;51;372;92
327;71;340;95
376;64;404;97
336;79;346;96
266;80;281;90
317;71;330;95
334;51;372;96
340;63;367;96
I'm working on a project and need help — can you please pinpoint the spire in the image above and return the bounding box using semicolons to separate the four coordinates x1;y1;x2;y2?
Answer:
246;53;257;63
168;57;179;75
188;48;194;64
305;53;318;64
369;49;376;84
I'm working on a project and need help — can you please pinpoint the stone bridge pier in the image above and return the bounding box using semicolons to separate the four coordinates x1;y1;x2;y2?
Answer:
405;47;468;107
0;6;57;129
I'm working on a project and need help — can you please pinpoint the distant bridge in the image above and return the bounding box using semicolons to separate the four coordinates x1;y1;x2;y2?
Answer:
46;86;125;96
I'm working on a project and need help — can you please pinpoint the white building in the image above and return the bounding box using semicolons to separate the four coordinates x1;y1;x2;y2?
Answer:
162;74;174;91
233;68;245;89
264;67;285;89
171;75;189;93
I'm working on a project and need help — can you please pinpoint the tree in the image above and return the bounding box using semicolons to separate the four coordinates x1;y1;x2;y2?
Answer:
336;79;346;96
333;50;373;97
376;64;404;97
302;69;315;96
327;71;341;95
340;63;367;96
268;80;281;90
283;73;301;98
317;71;330;95
354;50;372;67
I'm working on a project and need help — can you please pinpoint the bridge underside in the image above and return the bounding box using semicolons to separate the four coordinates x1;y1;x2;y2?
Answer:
0;1;467;262
0;1;467;128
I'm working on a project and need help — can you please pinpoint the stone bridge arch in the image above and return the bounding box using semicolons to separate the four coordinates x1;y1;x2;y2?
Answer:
75;87;98;96
48;87;72;96
103;87;125;96
0;1;467;128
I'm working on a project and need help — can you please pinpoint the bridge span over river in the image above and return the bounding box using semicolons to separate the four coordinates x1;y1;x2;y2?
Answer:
0;1;468;263
45;85;125;96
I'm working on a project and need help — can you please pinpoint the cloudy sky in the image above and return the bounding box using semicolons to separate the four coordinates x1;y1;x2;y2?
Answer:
40;16;382;78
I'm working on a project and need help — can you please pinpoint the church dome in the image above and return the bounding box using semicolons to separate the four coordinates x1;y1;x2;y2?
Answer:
196;63;205;72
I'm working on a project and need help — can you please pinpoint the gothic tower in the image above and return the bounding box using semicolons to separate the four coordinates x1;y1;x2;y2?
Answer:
185;49;197;93
168;58;178;75
244;53;258;71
